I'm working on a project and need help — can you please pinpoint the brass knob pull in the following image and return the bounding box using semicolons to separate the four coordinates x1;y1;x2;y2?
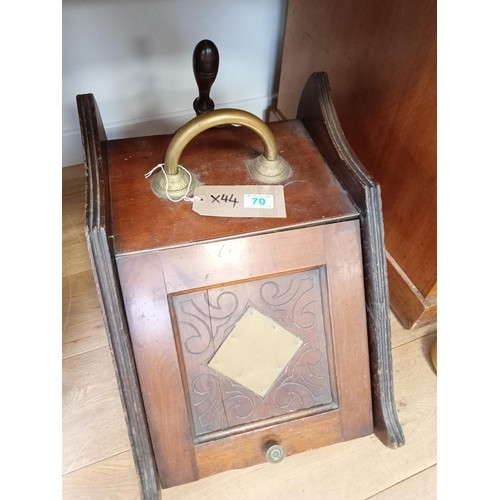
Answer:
151;108;292;200
265;442;285;464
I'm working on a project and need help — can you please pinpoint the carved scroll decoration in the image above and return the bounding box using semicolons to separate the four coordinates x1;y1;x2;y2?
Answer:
171;267;338;440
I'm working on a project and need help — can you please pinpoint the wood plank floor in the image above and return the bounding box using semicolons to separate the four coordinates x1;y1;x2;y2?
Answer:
62;164;437;499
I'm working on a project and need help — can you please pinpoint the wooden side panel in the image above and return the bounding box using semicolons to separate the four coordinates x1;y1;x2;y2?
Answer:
77;93;161;500
297;73;404;448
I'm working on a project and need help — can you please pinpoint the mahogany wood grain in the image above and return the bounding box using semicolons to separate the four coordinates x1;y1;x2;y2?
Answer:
323;219;373;441
116;255;199;488
195;410;344;478
386;251;437;329
276;0;437;321
107;120;357;255
116;222;373;487
427;283;437;298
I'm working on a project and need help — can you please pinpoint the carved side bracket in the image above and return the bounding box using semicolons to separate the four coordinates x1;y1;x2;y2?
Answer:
77;94;161;498
297;72;405;448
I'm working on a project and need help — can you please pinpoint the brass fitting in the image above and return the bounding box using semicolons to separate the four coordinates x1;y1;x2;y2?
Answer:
151;108;292;200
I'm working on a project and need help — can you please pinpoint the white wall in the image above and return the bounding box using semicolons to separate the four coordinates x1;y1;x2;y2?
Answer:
62;0;288;166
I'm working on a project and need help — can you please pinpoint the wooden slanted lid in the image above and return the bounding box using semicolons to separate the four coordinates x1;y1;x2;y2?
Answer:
108;119;358;255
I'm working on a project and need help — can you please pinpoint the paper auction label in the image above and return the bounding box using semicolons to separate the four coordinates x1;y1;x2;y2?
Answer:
192;185;286;218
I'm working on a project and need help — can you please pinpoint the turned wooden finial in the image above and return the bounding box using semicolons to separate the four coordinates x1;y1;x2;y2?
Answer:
192;40;219;115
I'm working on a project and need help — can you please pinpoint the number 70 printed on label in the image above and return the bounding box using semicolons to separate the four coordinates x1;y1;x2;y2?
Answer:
192;185;286;218
243;194;274;209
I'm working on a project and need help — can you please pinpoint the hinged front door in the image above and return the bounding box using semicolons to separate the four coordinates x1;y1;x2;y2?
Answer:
117;220;373;488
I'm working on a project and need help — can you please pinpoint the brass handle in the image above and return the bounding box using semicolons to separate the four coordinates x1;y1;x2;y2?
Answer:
151;108;291;200
164;109;278;175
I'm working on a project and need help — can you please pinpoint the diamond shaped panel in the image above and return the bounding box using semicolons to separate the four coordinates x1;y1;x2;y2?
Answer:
208;306;303;397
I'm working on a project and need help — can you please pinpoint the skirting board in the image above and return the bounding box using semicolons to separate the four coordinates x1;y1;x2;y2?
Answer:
386;251;437;330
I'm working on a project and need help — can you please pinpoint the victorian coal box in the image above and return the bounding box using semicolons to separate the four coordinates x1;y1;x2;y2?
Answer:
77;41;404;500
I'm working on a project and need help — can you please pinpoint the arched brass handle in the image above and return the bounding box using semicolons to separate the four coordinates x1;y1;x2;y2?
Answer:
151;108;292;200
164;109;278;175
